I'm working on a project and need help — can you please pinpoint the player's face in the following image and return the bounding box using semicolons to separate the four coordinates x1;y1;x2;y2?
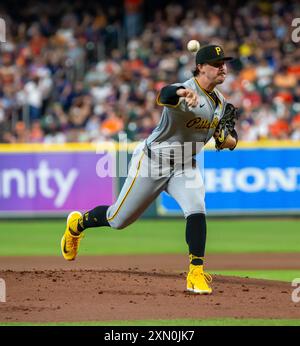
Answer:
202;61;227;84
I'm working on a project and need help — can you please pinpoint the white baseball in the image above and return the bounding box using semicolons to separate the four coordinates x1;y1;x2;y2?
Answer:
187;40;200;53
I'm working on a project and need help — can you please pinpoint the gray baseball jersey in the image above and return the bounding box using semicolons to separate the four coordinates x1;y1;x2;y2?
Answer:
147;77;227;156
107;77;227;229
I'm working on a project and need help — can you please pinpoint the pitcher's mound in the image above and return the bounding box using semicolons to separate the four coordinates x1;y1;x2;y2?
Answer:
1;256;299;323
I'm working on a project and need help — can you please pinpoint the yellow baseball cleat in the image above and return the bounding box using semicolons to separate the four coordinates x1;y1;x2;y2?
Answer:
186;264;212;294
61;211;84;261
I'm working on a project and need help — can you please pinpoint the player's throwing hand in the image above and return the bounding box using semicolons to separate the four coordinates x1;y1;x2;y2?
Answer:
176;88;199;107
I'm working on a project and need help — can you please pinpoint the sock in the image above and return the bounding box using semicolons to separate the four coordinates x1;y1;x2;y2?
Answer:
73;206;110;234
185;213;206;266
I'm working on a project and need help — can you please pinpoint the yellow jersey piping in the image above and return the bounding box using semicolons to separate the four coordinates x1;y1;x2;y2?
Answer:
107;152;145;221
156;91;181;108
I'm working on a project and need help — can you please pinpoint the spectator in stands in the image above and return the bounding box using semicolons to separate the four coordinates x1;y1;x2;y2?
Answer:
0;0;299;143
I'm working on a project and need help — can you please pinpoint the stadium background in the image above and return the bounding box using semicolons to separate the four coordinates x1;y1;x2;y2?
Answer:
0;0;300;326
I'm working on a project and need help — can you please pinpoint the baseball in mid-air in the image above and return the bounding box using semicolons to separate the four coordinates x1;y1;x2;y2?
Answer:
187;40;200;53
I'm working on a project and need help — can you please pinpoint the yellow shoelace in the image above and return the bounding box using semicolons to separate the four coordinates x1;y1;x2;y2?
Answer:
203;272;212;283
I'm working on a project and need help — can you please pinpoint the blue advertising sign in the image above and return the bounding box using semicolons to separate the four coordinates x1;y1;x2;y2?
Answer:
158;148;300;215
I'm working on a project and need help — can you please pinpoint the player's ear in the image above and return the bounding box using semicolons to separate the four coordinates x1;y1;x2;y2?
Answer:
197;64;205;74
193;64;200;76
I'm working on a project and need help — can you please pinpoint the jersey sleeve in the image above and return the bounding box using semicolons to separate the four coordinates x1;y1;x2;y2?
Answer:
156;84;185;108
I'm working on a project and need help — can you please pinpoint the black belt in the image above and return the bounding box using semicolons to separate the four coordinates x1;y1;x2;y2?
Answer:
144;145;175;166
145;145;198;169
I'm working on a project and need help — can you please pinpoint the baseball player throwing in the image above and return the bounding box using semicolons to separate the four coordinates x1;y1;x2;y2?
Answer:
61;44;238;294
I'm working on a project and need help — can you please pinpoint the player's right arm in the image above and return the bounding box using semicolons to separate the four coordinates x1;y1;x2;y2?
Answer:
157;85;198;108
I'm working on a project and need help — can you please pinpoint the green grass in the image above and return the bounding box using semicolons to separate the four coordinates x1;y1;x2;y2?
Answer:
0;219;299;256
2;319;300;326
1;219;298;326
211;270;300;282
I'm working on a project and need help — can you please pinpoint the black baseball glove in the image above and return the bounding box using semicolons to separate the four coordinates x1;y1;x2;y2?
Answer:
214;103;239;151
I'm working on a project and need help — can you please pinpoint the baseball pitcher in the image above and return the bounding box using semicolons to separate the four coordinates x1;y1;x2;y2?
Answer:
61;44;239;294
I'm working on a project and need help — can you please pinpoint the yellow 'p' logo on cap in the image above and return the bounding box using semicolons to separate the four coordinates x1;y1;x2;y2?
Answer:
215;47;221;55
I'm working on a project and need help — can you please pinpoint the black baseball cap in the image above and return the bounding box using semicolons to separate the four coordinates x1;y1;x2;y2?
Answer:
196;45;233;64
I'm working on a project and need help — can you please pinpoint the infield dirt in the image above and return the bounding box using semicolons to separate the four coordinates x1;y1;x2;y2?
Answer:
0;254;300;323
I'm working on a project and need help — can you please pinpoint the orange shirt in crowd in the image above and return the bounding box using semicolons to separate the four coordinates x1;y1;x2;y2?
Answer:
274;72;297;89
269;119;289;138
287;65;300;76
101;116;124;135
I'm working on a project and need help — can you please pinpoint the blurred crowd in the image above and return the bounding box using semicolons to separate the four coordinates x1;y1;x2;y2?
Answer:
0;0;300;143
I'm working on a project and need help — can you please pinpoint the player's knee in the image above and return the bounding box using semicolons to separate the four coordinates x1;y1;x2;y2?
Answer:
108;218;127;230
114;223;127;230
185;209;206;218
